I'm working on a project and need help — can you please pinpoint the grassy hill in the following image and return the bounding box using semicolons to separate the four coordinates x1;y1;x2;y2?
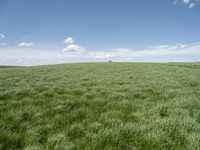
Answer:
1;62;200;150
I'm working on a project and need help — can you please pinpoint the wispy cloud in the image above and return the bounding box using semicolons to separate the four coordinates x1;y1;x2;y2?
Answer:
0;43;8;46
63;37;86;54
91;43;200;58
188;2;195;8
183;0;192;4
17;42;35;47
63;42;200;59
174;0;178;4
0;33;5;39
175;0;200;8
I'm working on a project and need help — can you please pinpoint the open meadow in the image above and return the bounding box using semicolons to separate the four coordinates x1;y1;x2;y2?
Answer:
1;62;200;149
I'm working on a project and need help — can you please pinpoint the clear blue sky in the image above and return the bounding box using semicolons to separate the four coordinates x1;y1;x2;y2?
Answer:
0;0;200;65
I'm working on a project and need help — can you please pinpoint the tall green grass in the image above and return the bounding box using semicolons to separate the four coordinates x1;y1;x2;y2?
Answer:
1;63;200;149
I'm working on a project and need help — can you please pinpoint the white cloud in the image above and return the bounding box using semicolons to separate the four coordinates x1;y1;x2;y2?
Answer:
180;0;200;8
63;37;86;54
183;0;191;4
150;43;187;50
17;42;34;47
188;2;195;7
63;37;74;45
0;33;5;39
63;44;86;54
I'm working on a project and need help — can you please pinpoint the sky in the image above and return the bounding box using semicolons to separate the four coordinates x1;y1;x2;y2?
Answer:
0;0;200;65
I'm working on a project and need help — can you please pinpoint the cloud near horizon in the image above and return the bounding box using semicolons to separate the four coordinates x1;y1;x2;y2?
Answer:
63;37;86;54
62;38;200;59
87;43;200;59
17;42;35;47
1;41;200;65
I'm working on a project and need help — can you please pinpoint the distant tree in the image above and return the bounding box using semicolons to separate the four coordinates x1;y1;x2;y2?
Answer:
109;60;112;62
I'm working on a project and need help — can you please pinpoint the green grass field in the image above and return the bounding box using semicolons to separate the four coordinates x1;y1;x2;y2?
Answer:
1;62;200;150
